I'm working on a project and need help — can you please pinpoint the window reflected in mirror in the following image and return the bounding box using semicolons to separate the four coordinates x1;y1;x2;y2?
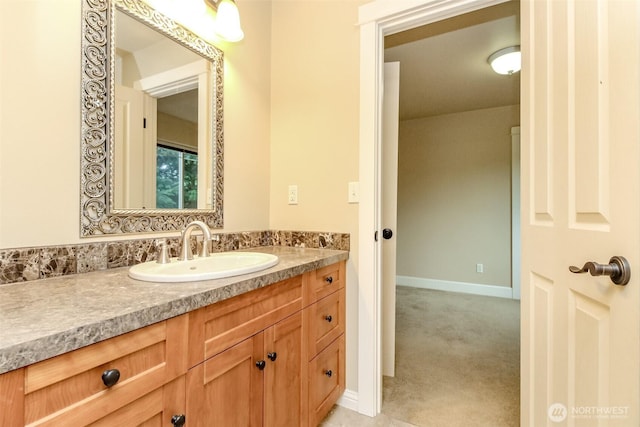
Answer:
114;10;205;210
156;145;198;209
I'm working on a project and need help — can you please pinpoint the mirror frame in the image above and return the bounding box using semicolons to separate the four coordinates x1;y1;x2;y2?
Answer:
80;0;224;236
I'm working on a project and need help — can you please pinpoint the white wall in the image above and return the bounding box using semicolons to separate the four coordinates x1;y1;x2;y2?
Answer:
397;105;520;288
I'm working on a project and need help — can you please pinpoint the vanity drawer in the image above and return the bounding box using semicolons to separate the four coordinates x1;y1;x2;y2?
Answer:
308;335;345;427
23;315;188;427
306;287;345;360
89;375;185;427
188;275;303;366
304;261;345;306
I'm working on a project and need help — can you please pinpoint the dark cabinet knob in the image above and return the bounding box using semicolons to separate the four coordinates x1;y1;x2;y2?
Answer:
325;276;333;284
171;414;186;427
324;369;333;378
256;360;266;370
324;315;333;323
101;369;120;388
267;352;277;361
382;228;393;239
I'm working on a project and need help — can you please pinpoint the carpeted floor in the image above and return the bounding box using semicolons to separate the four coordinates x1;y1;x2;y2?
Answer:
382;286;520;426
322;286;520;426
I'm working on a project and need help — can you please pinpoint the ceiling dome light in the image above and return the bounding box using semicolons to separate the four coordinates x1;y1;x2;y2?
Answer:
488;46;521;75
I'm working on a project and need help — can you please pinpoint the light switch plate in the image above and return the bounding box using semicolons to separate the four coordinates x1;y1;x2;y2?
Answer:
348;181;359;203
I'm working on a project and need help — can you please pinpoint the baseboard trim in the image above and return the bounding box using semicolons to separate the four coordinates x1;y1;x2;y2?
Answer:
397;276;514;299
337;388;358;411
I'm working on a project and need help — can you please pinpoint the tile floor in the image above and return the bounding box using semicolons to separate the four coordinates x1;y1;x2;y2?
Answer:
320;405;417;426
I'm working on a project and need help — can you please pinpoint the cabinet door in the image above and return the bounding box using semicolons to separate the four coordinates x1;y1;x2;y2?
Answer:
187;334;264;427
264;312;304;427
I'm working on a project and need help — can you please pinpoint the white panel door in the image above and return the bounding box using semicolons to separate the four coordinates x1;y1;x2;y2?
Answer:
114;84;144;209
521;0;640;425
382;62;400;377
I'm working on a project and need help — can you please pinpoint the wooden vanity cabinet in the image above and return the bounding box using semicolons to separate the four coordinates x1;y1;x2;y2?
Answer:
186;311;304;426
89;375;186;427
0;261;346;427
186;275;305;427
304;262;346;427
185;260;347;427
0;314;189;427
0;368;23;427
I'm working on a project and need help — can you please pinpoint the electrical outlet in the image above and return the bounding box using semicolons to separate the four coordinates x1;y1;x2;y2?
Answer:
288;185;298;205
476;263;484;273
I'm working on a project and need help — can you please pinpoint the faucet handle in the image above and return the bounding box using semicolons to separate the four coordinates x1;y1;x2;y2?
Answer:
155;239;171;264
199;235;211;258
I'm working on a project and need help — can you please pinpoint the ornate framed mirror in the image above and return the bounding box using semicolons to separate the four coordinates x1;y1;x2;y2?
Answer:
80;0;224;236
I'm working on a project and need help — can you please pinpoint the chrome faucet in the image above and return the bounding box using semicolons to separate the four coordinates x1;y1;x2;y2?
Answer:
179;220;212;261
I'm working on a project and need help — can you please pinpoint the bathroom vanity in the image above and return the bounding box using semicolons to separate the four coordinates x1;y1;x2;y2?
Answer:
0;247;347;427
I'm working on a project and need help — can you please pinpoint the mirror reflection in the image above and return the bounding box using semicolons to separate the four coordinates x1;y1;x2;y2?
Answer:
114;10;204;210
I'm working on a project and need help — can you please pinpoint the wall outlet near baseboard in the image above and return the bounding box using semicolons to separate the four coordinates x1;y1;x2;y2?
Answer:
476;263;484;273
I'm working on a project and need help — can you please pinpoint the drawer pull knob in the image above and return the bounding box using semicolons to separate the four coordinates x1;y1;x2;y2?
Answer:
256;360;266;370
325;369;333;378
267;352;277;361
101;369;120;387
324;315;333;322
325;276;334;284
171;414;186;427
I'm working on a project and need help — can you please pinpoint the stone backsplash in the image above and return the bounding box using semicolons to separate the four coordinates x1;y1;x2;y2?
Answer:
0;230;350;285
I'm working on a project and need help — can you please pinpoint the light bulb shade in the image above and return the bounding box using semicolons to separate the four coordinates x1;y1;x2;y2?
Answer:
214;0;244;42
488;46;521;75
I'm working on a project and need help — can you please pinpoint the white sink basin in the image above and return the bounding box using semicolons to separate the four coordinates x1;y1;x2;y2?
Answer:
128;252;279;283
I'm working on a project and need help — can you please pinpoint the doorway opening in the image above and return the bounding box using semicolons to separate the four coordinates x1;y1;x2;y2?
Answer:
379;3;521;424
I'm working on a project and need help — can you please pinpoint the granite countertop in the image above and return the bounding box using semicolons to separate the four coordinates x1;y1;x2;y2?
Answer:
0;246;348;375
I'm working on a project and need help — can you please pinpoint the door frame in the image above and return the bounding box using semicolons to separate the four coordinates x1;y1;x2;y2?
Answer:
356;0;511;416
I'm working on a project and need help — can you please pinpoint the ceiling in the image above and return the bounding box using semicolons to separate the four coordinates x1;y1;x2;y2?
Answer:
117;2;519;123
384;1;520;121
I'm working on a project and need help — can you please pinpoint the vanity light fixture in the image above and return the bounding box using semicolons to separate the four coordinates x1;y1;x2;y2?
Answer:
487;45;521;75
205;0;244;42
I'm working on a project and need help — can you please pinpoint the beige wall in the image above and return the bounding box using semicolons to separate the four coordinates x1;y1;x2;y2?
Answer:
0;0;272;247
1;0;362;395
221;0;273;232
397;105;520;287
269;0;366;393
157;112;198;149
1;1;80;247
269;0;362;234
